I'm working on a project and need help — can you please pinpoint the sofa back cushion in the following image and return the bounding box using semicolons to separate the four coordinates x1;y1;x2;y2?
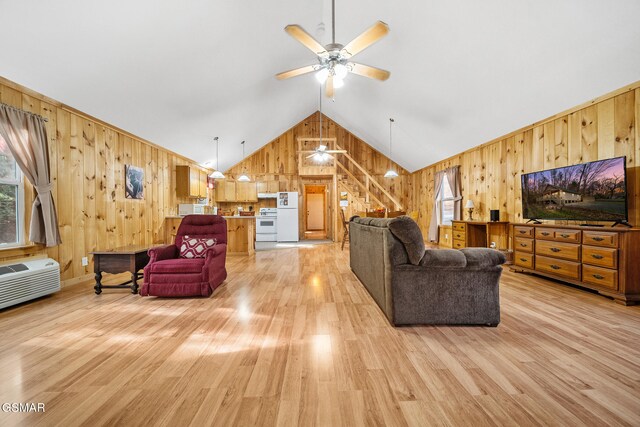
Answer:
176;215;227;248
388;216;425;265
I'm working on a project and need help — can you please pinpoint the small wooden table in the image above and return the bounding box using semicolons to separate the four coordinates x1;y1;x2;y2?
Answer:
90;245;150;294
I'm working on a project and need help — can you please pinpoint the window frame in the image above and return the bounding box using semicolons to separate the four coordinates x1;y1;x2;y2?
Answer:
438;174;455;226
0;153;25;249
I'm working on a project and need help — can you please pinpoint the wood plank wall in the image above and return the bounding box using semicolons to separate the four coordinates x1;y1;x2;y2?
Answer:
224;111;411;240
0;77;210;284
409;82;640;238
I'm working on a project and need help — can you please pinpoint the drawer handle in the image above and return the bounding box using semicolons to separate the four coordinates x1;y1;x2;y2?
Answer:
550;265;561;270
519;258;528;262
520;243;527;247
560;234;570;238
519;230;526;234
592;274;604;280
550;248;561;253
541;232;550;236
592;237;604;242
591;254;604;260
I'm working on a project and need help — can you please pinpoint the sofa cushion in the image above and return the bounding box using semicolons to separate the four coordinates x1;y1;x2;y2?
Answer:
419;248;467;268
460;248;507;268
388;216;425;265
180;236;217;258
149;258;205;274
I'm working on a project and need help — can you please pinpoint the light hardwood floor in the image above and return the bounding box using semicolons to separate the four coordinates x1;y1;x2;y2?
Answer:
1;244;640;426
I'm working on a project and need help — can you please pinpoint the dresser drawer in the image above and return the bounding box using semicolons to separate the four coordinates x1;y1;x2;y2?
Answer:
553;230;581;243
582;264;618;290
535;228;555;240
583;231;618;248
452;230;466;241
514;226;534;238
536;255;581;280
452;222;466;231
514;237;534;253
535;240;580;262
582;246;618;269
515;252;534;269
452;239;465;249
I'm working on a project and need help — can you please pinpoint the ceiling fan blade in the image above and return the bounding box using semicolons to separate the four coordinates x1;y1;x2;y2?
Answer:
285;25;327;56
326;150;347;153
325;75;334;98
306;153;316;159
341;21;389;58
349;63;390;81
275;65;317;80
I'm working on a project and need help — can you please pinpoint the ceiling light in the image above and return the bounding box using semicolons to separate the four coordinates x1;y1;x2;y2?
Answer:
333;77;344;88
315;68;329;83
237;140;250;182
384;118;398;179
209;137;225;179
334;63;348;80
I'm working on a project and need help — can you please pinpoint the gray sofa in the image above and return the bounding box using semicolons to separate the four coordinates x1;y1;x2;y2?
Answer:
349;216;505;326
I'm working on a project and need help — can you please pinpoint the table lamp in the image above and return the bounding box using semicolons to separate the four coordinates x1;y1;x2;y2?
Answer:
465;199;475;221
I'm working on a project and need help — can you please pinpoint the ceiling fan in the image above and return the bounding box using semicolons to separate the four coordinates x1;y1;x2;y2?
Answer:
275;0;390;97
303;144;346;161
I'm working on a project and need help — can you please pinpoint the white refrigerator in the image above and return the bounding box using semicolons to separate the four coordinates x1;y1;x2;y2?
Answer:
277;192;299;242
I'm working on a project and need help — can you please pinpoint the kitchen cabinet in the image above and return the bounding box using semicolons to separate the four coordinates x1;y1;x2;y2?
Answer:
236;181;258;202
257;180;280;194
176;165;208;198
215;180;237;202
215;180;258;202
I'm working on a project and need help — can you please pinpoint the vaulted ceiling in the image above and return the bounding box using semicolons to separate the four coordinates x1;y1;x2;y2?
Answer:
1;0;639;172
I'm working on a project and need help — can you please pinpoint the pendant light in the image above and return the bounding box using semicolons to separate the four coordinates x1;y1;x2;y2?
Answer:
209;137;225;179
313;87;330;162
384;118;398;178
237;140;250;182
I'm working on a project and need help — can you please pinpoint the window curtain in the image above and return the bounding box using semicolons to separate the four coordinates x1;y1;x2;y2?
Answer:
427;171;445;242
0;104;61;247
445;165;462;221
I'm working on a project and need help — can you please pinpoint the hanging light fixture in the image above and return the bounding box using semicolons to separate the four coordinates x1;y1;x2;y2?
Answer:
209;137;225;179
384;118;398;178
313;86;329;163
237;140;250;182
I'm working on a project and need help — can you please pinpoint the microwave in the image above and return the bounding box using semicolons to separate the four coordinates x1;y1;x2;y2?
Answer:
178;204;205;215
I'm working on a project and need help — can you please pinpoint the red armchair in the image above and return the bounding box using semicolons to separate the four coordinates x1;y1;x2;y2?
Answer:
140;215;227;297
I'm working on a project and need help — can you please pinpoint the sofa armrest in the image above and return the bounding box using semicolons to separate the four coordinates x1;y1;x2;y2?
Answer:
460;248;506;268
419;249;467;268
148;245;178;262
204;243;226;260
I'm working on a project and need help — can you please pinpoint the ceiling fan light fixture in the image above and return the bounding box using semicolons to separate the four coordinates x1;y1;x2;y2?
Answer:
315;68;329;83
333;77;344;88
334;63;348;80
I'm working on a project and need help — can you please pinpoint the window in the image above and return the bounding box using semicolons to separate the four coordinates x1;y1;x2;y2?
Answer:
438;174;455;225
0;138;23;247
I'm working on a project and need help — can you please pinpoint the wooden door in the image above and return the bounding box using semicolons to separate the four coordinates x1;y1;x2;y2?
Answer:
307;194;324;230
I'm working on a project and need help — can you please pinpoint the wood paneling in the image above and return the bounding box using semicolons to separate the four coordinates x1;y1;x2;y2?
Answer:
223;111;410;240
410;82;640;237
0;76;210;283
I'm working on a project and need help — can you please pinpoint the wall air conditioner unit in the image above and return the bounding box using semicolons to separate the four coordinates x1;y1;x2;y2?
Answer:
0;258;60;309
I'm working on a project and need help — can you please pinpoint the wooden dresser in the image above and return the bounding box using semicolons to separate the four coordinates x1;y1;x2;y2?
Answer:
512;223;640;305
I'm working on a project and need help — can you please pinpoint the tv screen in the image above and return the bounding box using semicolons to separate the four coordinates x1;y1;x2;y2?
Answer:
521;156;627;221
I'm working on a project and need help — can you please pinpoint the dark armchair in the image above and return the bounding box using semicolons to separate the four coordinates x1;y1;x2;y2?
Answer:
140;215;227;297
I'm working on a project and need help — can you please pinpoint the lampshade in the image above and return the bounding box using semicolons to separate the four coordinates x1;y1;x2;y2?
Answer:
334;63;348;80
315;68;329;83
465;199;475;209
237;140;250;181
237;174;250;182
384;170;399;178
384;118;397;179
333;77;344;88
209;170;225;179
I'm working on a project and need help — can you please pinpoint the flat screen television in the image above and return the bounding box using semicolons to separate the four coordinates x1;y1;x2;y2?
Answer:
521;156;628;222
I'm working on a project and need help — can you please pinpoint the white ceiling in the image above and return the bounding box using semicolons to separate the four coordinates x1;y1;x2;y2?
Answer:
1;0;639;172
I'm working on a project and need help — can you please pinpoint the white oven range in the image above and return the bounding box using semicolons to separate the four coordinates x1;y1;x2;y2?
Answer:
256;208;277;242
